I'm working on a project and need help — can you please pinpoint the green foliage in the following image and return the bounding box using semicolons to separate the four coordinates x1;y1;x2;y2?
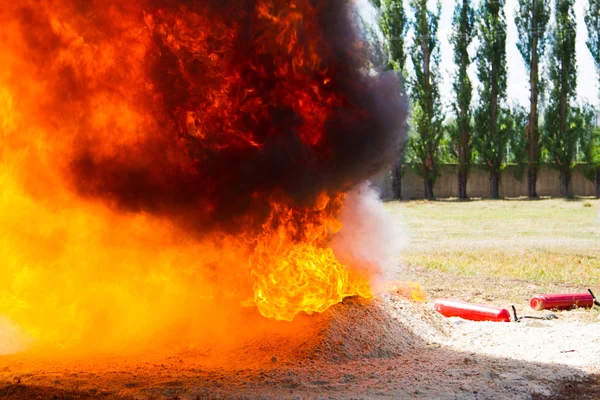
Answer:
368;0;595;190
474;107;512;170
379;0;409;72
407;0;444;185
440;123;458;164
585;0;600;183
579;105;600;181
507;105;529;181
544;105;584;170
406;104;444;180
450;0;476;174
585;0;600;76
476;0;508;100
444;118;460;160
515;0;551;66
515;0;550;188
474;0;508;173
543;0;578;174
548;0;577;99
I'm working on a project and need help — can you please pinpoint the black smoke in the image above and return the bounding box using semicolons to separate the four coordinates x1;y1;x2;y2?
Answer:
17;0;408;234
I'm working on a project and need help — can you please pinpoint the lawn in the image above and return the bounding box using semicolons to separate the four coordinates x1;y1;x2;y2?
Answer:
386;199;600;291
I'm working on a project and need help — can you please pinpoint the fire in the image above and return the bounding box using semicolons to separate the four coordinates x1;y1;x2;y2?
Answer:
250;193;372;321
383;281;427;302
0;0;407;352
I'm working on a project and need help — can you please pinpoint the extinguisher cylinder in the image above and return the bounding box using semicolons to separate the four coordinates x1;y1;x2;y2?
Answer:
434;299;511;322
529;293;594;311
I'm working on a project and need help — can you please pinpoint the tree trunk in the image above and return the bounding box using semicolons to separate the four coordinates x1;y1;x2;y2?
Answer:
558;18;568;195
458;115;469;199
559;169;570;197
420;9;436;202
527;167;538;199
596;166;600;199
424;175;434;200
489;44;498;200
528;0;539;199
490;170;500;199
458;166;468;200
392;160;402;200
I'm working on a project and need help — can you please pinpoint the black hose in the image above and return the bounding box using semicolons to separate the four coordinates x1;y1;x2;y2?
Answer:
589;289;600;307
511;305;557;323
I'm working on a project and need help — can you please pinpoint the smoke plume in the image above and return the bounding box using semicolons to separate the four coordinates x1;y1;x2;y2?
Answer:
8;0;407;234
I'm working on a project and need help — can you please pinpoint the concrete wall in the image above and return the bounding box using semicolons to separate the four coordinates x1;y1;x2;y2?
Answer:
370;164;598;199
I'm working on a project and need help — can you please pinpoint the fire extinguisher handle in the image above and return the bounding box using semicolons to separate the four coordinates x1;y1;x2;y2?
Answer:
511;305;518;322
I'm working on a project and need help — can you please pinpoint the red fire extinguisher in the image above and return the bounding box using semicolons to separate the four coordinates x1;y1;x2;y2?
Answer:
530;289;599;311
434;299;511;322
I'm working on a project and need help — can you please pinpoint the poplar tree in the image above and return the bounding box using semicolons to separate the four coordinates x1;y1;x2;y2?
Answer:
450;0;476;199
584;0;600;197
408;0;443;200
377;0;409;199
585;0;600;77
474;0;508;199
544;0;578;197
379;0;409;71
515;0;551;198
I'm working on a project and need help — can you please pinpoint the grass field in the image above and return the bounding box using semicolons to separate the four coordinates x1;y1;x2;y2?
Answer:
386;199;600;298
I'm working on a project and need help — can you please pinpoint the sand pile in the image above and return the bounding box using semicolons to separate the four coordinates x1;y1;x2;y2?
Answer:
310;293;451;362
231;293;451;367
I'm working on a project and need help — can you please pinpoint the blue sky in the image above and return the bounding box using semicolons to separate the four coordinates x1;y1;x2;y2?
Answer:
356;0;599;112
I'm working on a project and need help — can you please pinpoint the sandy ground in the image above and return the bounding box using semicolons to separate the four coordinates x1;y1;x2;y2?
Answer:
1;290;599;399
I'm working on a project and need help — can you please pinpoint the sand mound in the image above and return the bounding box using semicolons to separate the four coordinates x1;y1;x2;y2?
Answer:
236;293;452;365
311;293;451;362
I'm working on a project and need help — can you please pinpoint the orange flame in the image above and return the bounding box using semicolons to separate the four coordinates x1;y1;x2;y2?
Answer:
250;194;372;321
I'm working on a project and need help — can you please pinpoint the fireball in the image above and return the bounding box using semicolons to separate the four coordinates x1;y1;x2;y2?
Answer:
0;0;407;352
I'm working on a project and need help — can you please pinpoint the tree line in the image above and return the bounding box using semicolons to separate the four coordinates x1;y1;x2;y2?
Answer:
369;0;600;199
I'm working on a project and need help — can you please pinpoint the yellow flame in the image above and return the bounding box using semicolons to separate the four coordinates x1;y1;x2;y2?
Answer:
248;193;372;321
251;243;372;321
383;281;427;302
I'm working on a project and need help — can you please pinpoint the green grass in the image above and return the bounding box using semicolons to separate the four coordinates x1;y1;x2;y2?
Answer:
387;199;600;286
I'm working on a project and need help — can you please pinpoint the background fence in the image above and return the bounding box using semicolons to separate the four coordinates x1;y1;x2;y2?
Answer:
371;164;598;199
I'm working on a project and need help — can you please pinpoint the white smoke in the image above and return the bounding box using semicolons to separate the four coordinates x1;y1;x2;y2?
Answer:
331;182;408;285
